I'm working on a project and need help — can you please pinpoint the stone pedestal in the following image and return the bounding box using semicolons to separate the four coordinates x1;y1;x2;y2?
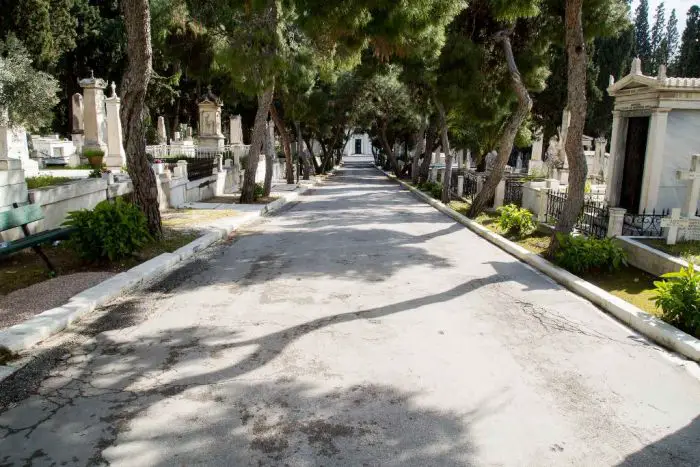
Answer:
607;207;626;238
457;175;464;198
78;75;108;154
104;83;127;169
198;98;225;150
157;116;167;144
493;179;506;208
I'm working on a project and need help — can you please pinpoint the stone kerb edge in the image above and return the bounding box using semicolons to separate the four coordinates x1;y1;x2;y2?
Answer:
0;171;334;366
380;168;700;363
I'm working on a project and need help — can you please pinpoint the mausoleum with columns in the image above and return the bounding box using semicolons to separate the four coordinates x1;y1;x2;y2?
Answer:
606;59;700;214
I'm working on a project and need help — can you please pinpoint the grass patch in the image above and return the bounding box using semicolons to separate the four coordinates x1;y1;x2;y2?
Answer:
44;164;92;170
26;175;73;189
638;238;700;264
448;200;470;215
0;228;198;296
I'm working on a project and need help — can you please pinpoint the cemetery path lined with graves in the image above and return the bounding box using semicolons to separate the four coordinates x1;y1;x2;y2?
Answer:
1;156;699;466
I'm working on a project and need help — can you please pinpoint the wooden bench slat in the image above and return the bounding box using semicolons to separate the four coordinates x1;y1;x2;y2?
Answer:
0;205;44;231
0;227;75;256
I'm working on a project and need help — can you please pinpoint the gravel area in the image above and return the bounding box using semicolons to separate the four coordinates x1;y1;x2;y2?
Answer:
0;272;114;329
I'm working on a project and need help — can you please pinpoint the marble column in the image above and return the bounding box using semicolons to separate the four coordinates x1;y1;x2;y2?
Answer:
639;108;671;212
605;111;627;206
104;82;126;169
78;74;108;153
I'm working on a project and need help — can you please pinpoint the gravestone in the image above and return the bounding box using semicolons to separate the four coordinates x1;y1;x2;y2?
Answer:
104;82;126;169
230;115;243;145
528;131;544;175
198;91;224;150
660;155;700;244
78;73;108;154
157;116;167;144
661;209;700;245
677;154;700;217
515;153;523;172
485;150;497;172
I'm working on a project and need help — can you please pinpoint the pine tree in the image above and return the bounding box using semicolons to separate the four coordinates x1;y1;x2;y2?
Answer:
650;2;666;73
678;6;700;77
667;8;679;71
634;0;652;70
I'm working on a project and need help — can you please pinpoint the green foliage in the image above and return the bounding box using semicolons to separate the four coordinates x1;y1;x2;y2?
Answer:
496;204;536;238
63;199;151;261
653;264;700;336
677;6;700;77
634;0;652;67
25;175;71;189
82;148;105;158
254;183;264;199
0;36;59;131
430;183;443;200
554;233;627;274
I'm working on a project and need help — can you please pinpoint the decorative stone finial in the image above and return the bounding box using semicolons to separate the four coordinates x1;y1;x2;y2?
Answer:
609;75;615;87
90;68;94;79
658;64;667;79
110;81;117;98
631;57;642;75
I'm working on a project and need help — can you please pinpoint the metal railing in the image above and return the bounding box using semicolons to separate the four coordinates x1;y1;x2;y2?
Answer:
504;178;524;207
546;191;609;238
146;143;250;161
622;209;669;236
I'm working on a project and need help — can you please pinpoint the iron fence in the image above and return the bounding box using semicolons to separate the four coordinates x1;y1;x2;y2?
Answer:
187;158;217;181
622;209;669;236
464;173;479;201
546;191;610;238
146;143;250;161
504;179;524;206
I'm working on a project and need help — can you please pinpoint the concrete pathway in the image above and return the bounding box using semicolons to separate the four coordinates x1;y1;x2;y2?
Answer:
1;157;699;466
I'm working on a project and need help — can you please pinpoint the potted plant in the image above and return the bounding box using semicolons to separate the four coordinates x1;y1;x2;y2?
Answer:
83;148;105;169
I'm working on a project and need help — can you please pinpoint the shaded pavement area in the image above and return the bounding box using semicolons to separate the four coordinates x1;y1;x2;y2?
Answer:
1;155;699;465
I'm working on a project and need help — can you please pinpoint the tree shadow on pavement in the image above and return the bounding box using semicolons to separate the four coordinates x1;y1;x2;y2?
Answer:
616;415;700;466
0;275;513;465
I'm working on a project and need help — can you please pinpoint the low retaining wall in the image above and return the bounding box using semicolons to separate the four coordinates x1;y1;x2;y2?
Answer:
615;236;699;277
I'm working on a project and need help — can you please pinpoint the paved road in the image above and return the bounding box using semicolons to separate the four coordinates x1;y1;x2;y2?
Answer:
1;157;700;466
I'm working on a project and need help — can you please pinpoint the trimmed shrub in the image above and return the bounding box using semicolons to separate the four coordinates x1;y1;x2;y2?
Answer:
254;183;264;199
64;198;151;261
496;204;536;237
653;264;700;336
430;183;443;200
554;233;627;274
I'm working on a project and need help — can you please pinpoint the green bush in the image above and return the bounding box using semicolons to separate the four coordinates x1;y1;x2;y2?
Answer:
554;233;627;274
653;264;700;336
82;148;105;159
430;183;443;199
64;198;151;261
496;204;536;237
254;183;265;199
25;175;72;189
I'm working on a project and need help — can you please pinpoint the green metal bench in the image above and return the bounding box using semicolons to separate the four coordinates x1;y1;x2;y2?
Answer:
0;203;76;272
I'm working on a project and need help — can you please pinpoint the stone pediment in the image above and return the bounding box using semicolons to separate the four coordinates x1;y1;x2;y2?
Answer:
608;59;700;96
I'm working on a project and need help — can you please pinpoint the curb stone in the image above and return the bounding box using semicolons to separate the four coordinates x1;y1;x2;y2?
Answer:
0;171;337;377
381;169;700;363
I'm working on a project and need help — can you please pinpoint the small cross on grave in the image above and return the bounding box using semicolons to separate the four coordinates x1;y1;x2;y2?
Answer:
677;154;700;217
661;208;700;244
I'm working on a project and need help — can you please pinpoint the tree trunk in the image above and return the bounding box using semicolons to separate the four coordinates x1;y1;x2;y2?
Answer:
435;99;452;203
411;115;428;184
468;32;533;218
547;0;587;256
304;134;321;174
120;0;161;237
379;121;400;175
240;84;274;203
263;121;274;196
269;105;294;183
295;121;311;179
419;121;437;182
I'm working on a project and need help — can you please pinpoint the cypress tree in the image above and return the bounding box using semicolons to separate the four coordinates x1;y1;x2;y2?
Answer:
634;0;652;70
678;6;700;77
667;8;679;71
650;2;666;73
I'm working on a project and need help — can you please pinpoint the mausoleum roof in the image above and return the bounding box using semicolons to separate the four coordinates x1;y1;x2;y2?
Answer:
608;58;700;95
